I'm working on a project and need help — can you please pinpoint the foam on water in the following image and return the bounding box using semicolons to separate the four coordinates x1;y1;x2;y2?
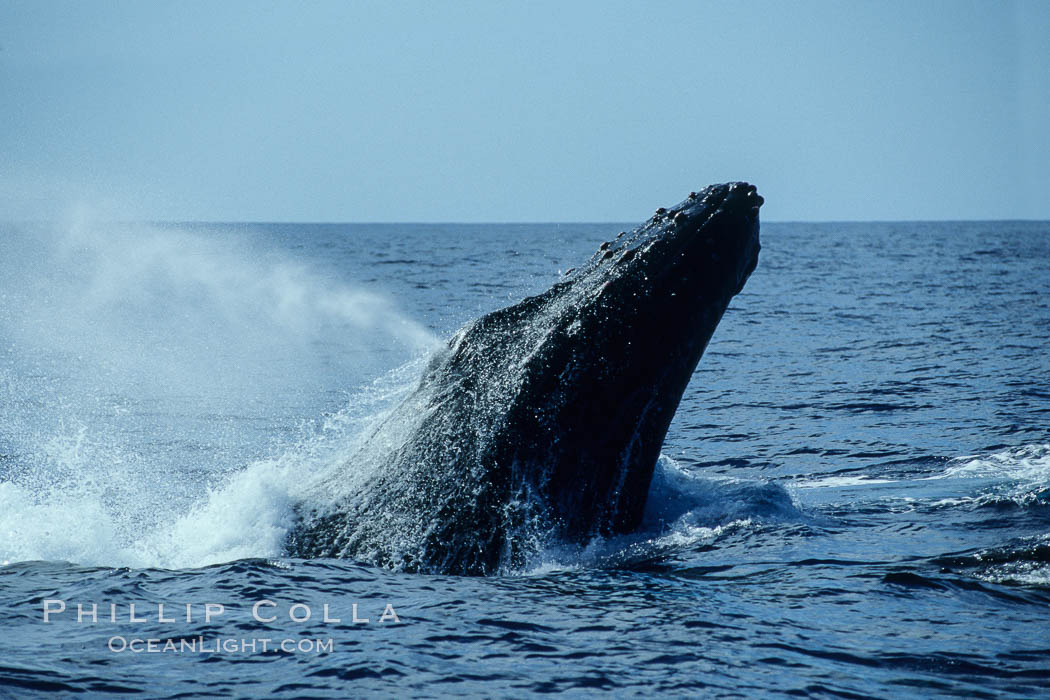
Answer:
791;444;1050;512
526;456;805;573
938;443;1050;482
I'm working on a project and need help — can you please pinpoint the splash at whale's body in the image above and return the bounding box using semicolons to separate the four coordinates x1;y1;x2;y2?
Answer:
287;182;764;574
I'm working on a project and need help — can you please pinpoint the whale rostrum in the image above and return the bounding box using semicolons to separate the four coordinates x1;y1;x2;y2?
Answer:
287;182;763;575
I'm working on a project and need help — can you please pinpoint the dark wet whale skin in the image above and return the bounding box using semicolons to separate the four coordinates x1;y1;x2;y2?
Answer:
288;182;763;575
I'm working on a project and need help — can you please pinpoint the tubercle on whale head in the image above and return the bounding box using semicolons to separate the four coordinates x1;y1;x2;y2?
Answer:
580;182;762;319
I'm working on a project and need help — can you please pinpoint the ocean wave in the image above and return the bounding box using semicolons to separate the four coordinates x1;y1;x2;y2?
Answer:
933;533;1050;588
793;444;1050;514
526;457;806;574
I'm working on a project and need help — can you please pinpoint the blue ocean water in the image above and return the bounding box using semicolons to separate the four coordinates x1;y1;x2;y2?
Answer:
1;218;1048;697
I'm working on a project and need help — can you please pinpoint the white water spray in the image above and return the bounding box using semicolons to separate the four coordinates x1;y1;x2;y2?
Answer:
0;214;438;568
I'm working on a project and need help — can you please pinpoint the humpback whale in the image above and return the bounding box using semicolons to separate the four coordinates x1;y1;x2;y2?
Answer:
287;182;763;575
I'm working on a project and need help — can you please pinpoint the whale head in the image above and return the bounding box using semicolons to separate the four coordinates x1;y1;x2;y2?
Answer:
520;182;762;540
288;183;762;575
592;181;761;306
571;181;762;359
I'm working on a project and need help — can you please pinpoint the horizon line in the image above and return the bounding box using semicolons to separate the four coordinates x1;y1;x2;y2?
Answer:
5;217;1049;227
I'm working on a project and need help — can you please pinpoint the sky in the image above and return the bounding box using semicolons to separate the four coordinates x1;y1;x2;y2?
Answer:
1;0;1048;222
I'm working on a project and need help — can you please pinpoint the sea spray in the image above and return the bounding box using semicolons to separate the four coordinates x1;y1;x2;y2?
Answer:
0;217;438;568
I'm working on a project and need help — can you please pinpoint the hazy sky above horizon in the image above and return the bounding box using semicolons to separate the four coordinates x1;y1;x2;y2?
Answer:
2;0;1048;222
